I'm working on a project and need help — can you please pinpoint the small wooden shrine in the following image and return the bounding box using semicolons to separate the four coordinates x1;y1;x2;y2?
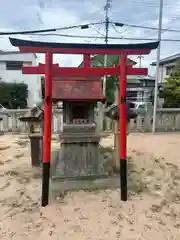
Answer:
51;77;108;179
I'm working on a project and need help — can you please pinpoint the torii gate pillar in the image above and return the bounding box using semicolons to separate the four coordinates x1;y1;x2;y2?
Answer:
42;52;53;205
120;54;127;200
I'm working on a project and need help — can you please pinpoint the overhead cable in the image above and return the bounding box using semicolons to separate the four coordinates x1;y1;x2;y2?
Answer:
112;21;180;33
30;32;180;42
0;21;104;35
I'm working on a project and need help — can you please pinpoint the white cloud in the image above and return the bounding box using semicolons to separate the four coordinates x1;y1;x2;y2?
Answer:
40;8;78;28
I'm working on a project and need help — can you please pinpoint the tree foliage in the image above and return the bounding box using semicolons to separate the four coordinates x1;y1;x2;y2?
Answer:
105;75;118;105
160;61;180;108
0;81;28;109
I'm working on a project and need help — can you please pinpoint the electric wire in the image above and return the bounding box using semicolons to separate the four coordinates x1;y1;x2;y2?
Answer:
124;0;180;9
0;21;104;35
1;18;180;36
112;21;180;33
29;32;180;42
1;20;180;36
0;12;180;44
90;26;105;37
110;22;130;37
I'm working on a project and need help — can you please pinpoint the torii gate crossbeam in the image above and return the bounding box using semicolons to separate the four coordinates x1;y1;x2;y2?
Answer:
21;64;148;77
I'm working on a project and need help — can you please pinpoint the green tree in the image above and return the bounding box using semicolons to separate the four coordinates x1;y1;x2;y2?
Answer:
160;61;180;108
0;82;28;108
105;75;118;105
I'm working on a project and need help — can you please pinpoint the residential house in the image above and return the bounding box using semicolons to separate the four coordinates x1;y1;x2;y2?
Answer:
151;53;180;83
127;75;155;102
0;51;42;107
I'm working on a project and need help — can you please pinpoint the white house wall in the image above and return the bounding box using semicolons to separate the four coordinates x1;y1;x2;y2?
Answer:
0;53;42;107
158;62;176;83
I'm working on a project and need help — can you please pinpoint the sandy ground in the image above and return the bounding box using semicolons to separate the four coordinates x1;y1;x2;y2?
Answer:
1;133;180;239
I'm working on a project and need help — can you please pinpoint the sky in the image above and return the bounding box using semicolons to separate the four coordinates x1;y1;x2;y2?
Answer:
1;0;180;76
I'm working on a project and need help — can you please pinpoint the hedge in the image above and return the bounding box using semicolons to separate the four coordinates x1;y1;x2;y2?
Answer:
0;81;28;109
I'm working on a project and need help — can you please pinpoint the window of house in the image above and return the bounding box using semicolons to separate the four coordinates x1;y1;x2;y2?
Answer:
126;91;138;101
6;61;23;70
166;66;174;75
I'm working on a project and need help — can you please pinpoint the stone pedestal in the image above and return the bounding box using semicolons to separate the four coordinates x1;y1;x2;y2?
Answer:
51;132;110;180
29;134;43;167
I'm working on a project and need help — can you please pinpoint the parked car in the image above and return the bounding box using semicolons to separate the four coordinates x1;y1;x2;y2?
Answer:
0;104;6;110
105;101;137;122
132;102;152;113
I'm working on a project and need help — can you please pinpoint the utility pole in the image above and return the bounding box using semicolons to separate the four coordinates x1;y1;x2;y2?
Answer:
152;0;163;133
137;55;144;68
103;0;112;95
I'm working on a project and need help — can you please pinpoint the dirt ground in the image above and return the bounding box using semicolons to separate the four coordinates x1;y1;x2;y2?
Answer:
1;133;180;239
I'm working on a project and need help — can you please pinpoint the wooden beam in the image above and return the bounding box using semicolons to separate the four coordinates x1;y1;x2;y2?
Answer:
18;46;151;55
22;65;148;77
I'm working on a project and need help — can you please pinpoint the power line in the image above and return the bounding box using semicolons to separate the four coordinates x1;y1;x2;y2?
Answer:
111;22;131;36
90;26;105;37
84;26;105;43
0;21;104;35
112;21;180;33
161;16;180;34
30;32;180;42
124;0;180;9
1;20;180;36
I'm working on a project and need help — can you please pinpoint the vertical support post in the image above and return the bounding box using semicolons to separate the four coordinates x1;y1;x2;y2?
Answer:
152;0;163;133
119;54;127;201
41;51;53;207
83;54;91;67
113;86;120;171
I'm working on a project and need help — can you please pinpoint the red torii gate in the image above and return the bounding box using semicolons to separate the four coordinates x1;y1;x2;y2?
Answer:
9;38;158;207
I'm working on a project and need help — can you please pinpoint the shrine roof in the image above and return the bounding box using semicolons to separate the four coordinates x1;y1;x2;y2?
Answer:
52;80;105;102
9;38;159;51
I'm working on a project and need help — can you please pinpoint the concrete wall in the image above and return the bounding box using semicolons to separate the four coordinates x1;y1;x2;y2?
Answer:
1;107;180;134
102;106;180;133
126;107;180;133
